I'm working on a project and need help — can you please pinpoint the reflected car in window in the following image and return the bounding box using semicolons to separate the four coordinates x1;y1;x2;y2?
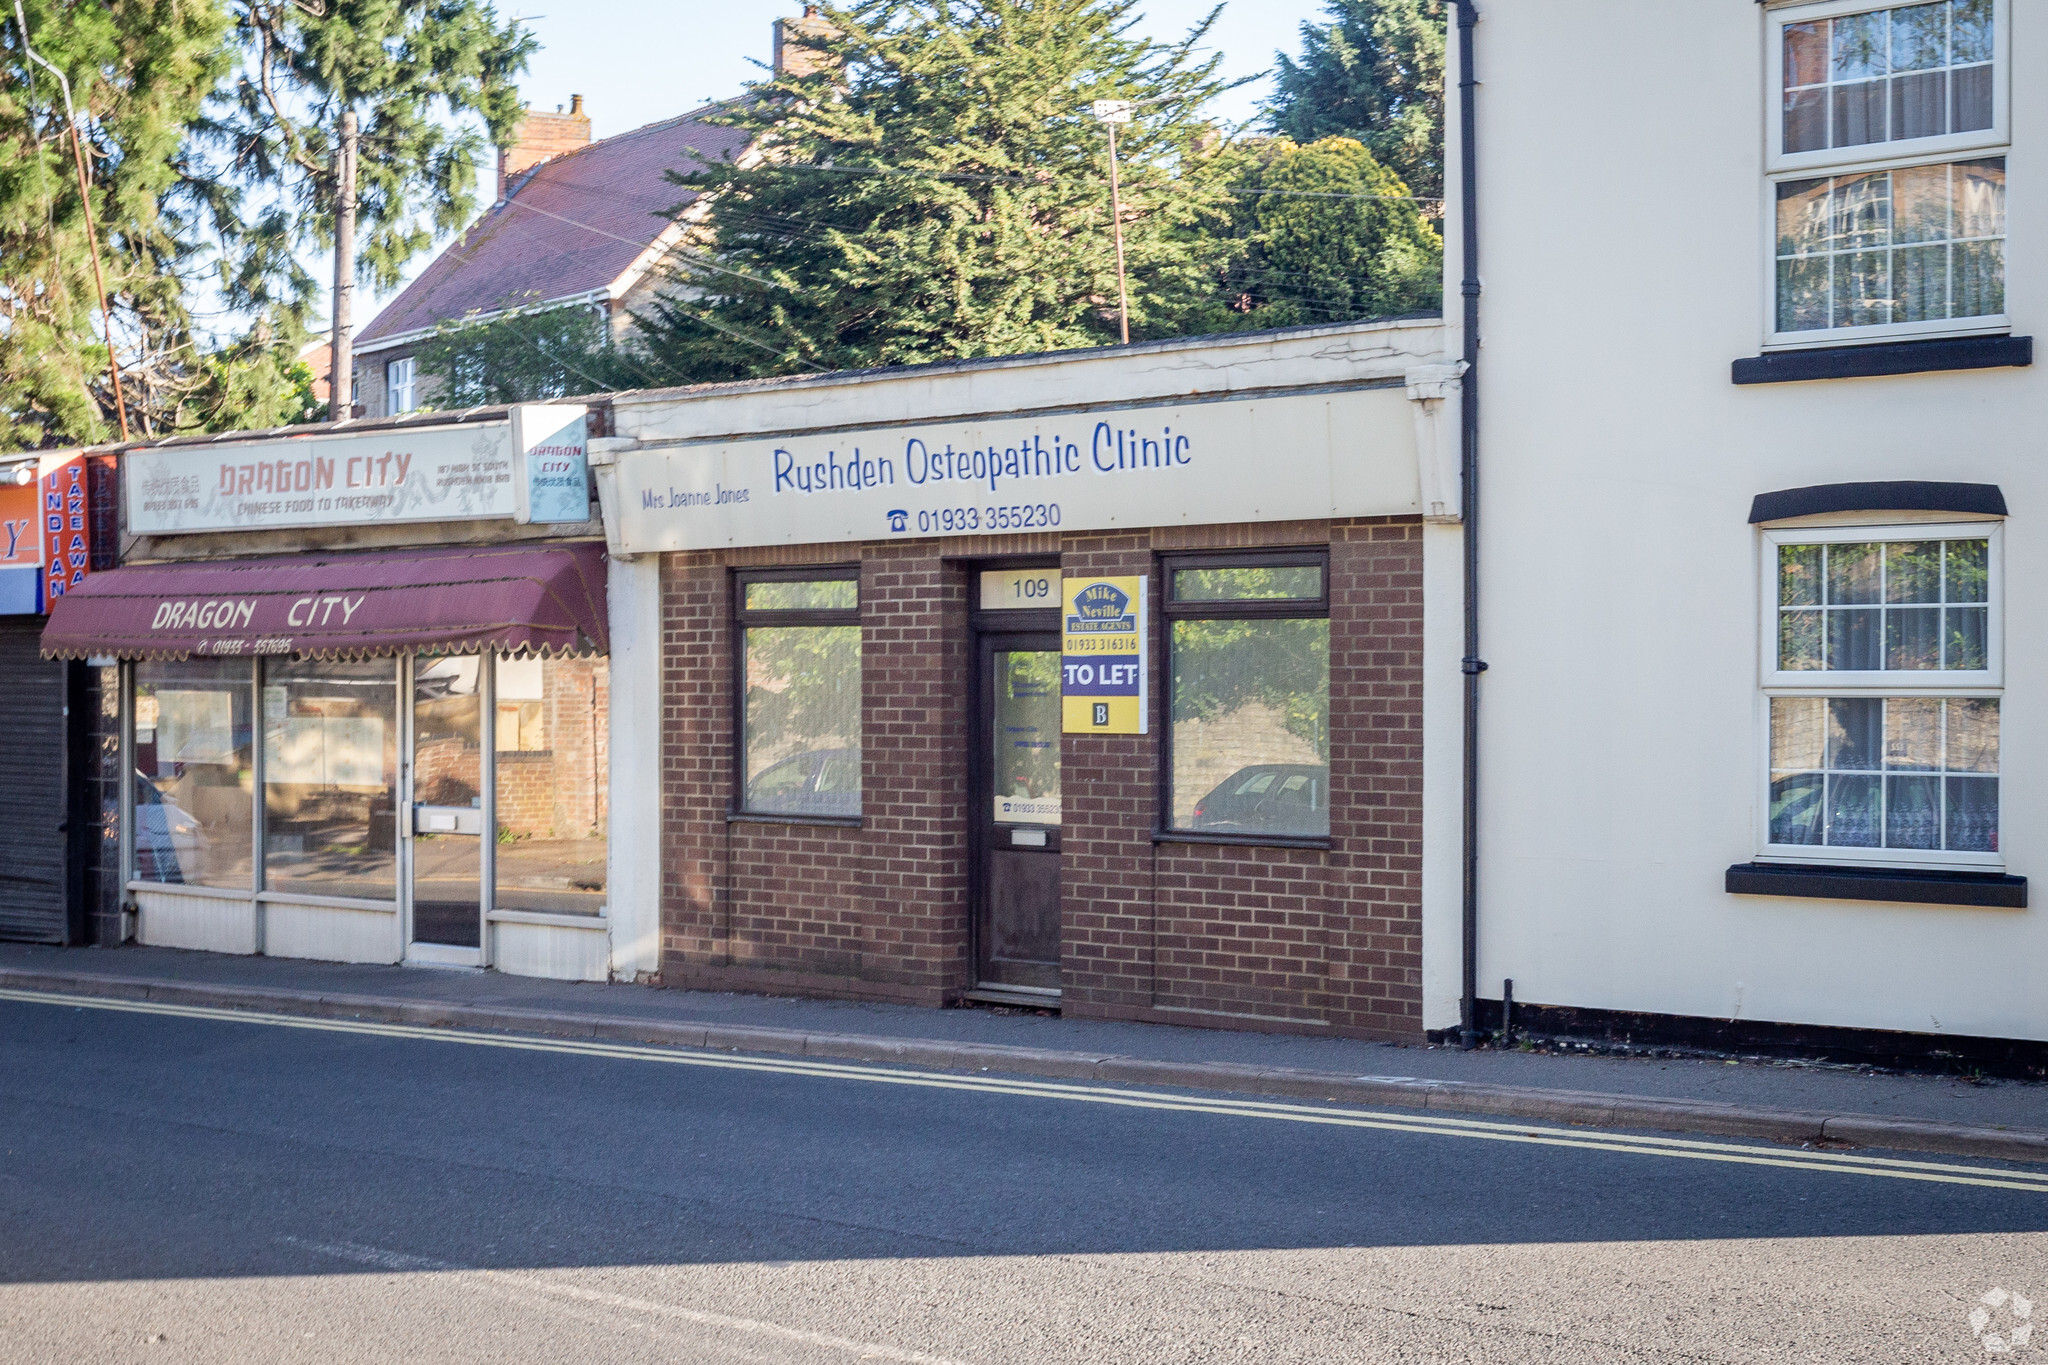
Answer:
1189;764;1329;836
745;747;862;817
133;770;201;882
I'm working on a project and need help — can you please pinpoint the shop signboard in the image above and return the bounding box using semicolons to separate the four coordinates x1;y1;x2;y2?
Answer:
1061;575;1147;735
603;388;1417;554
124;406;590;535
0;452;92;614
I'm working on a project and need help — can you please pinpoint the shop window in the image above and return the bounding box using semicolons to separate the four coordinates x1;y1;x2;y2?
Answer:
1761;524;2001;865
132;659;254;888
735;568;861;820
494;654;609;916
260;657;400;899
1163;552;1331;841
1767;0;2009;346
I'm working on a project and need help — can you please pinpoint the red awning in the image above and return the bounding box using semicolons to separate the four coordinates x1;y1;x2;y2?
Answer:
41;542;608;660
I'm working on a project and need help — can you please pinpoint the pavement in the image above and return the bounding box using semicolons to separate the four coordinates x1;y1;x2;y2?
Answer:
5;942;2048;1164
5;986;2048;1363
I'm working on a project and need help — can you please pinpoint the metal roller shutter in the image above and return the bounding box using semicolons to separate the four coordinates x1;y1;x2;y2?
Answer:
0;617;69;942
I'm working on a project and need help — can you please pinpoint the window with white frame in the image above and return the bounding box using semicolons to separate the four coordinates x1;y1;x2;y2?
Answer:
1767;0;2008;346
387;356;416;415
1761;524;2001;865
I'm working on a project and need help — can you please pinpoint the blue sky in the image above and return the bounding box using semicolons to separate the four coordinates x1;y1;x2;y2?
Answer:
348;0;1334;320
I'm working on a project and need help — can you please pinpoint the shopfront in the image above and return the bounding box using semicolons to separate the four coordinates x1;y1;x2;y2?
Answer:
592;318;1462;1038
42;408;628;980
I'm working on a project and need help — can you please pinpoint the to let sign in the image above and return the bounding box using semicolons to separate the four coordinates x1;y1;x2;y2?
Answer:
1061;575;1147;734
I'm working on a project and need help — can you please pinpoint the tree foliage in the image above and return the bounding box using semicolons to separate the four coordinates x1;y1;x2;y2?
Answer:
1266;0;1445;202
413;301;640;406
624;0;1241;384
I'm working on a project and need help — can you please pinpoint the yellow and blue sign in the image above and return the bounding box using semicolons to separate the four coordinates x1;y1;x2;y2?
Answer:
1061;575;1147;734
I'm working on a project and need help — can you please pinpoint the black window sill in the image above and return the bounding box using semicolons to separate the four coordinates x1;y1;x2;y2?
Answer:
1154;830;1332;851
1726;861;2026;908
727;811;864;829
1732;334;2030;385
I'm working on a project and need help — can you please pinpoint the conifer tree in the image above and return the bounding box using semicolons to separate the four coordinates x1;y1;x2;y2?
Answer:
1266;0;1444;202
625;0;1239;383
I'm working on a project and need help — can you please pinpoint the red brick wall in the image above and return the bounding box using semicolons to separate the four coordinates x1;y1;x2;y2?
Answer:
656;518;1424;1037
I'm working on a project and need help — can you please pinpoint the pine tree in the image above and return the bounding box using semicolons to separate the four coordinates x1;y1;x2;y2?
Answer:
625;0;1240;383
212;0;535;410
0;0;270;448
1266;0;1444;203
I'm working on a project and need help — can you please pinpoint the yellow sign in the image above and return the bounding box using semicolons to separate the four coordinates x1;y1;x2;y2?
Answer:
1061;575;1147;734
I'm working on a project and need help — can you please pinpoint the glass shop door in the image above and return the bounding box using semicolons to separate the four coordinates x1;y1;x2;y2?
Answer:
406;654;487;962
971;631;1062;998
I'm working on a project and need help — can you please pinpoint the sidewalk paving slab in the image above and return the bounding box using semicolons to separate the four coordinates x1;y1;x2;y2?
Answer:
6;943;2048;1162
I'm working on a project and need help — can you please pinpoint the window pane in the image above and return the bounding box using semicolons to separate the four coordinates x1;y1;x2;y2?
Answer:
1952;238;2003;317
133;659;253;889
1777;178;1832;256
1784;88;1829;152
744;624;862;816
992;651;1061;825
1891;245;1948;322
1832;79;1889;145
1886;606;1941;668
1884;696;1942;768
745;579;858;611
1954;160;2006;239
1947;697;1999;771
1833;172;1893;247
1771;696;1827;771
1891;163;1951;242
1770;773;1826;845
495;655;609;916
1832;10;1889;80
1950;61;1992;131
1890;69;1948;139
1945;538;1989;601
1833;250;1891;326
1828;608;1881;670
1886;541;1941;601
1170;616;1330;836
1172;565;1322;602
262;657;399;900
1781;610;1823;670
1779;543;1823;605
1890;3;1947;69
1777;256;1832;332
1885;774;1942;848
1952;0;1992;65
1785;19;1828;86
1944;605;1988;669
1826;542;1882;603
1827;773;1883;846
1827;696;1882;770
1946;775;1998;851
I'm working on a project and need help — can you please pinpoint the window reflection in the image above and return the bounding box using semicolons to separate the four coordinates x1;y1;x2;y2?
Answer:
1170;617;1331;837
494;654;610;916
262;657;399;900
133;659;253;888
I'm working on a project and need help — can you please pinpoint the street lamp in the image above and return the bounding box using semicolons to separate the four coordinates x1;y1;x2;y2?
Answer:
1090;99;1134;345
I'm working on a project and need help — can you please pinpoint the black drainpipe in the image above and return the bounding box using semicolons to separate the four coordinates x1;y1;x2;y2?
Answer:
1455;0;1486;1051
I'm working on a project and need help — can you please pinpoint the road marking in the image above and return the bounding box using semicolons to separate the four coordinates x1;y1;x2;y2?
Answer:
8;986;2047;1193
281;1237;971;1365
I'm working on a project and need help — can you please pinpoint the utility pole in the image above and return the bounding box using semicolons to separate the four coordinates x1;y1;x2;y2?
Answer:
329;105;359;423
1091;99;1133;345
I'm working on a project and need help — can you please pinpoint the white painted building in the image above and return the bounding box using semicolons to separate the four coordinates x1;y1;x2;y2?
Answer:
1443;0;2040;1049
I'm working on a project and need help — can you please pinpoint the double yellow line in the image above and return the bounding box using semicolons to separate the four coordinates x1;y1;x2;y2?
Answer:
7;985;2047;1193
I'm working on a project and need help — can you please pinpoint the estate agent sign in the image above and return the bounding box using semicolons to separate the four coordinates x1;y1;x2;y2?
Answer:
602;388;1417;554
1061;575;1147;735
126;405;589;535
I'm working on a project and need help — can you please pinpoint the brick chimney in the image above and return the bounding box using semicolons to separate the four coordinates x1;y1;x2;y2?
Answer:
773;5;839;79
496;94;592;200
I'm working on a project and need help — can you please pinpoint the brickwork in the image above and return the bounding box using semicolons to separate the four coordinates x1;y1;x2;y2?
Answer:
655;517;1424;1038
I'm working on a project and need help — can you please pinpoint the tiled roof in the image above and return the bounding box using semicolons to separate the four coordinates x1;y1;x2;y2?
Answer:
357;105;751;345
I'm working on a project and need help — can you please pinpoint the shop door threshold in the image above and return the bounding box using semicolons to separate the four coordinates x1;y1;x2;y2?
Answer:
964;984;1061;1010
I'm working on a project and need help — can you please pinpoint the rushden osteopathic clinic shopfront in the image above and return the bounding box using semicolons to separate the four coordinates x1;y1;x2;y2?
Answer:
591;318;1467;1037
38;405;651;983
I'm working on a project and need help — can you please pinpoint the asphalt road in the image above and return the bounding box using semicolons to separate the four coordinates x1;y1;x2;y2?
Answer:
3;993;2047;1363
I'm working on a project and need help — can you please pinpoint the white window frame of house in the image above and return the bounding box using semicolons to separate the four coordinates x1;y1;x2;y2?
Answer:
1756;519;2004;870
1761;0;2012;350
387;356;416;415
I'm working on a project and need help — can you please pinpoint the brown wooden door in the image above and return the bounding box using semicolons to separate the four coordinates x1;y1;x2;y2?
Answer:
973;630;1062;994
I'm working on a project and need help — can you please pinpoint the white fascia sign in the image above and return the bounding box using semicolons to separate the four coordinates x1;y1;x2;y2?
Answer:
126;422;522;534
602;388;1418;554
511;404;592;524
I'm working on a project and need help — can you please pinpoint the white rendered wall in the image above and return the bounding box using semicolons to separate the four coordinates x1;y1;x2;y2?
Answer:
605;551;664;981
1461;1;2048;1039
